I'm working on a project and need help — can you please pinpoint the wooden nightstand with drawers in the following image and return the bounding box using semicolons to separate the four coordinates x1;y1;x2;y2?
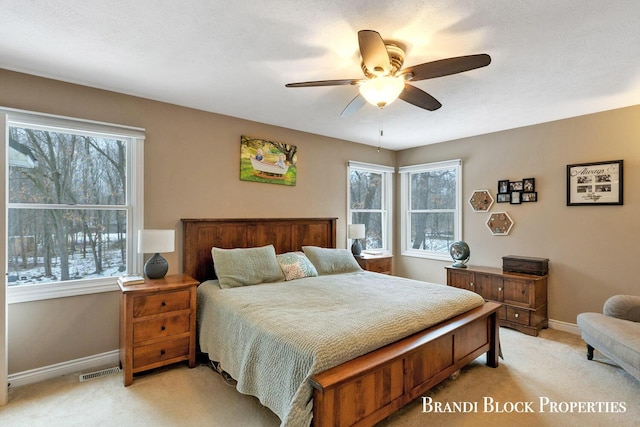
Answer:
118;274;198;386
355;254;393;275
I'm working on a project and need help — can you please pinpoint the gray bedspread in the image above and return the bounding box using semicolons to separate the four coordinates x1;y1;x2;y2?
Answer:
196;270;484;427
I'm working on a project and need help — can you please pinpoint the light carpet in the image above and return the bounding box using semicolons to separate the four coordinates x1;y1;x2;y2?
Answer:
0;327;637;427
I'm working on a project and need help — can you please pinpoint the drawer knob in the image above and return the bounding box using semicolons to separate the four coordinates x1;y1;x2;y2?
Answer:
469;282;474;287
161;301;167;307
514;313;519;318
498;287;503;292
161;325;166;331
160;349;166;355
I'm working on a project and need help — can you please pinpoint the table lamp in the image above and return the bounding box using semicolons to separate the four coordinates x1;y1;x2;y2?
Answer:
348;224;365;256
138;229;175;279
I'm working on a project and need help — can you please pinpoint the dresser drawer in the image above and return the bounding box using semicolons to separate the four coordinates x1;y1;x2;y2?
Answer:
133;290;191;317
133;336;190;369
367;257;391;274
133;313;190;344
356;256;392;275
505;306;531;325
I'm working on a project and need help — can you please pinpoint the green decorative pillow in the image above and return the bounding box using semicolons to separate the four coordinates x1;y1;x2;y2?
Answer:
276;252;318;281
212;245;284;289
302;246;362;275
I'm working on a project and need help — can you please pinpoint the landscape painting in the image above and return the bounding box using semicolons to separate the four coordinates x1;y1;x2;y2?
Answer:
240;135;297;186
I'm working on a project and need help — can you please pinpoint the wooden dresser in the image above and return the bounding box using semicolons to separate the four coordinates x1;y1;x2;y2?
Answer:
446;265;548;336
355;254;392;275
119;274;198;386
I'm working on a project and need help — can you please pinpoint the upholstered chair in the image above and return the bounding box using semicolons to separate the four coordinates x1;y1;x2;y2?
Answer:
577;295;640;382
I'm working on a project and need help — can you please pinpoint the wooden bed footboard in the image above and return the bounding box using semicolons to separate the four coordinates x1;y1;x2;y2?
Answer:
310;301;501;427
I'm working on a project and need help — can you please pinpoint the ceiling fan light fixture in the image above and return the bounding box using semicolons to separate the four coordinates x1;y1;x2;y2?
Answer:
359;75;405;108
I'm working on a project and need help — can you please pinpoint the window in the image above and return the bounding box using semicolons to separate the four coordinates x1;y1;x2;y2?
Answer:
400;160;462;260
347;161;393;253
2;108;144;303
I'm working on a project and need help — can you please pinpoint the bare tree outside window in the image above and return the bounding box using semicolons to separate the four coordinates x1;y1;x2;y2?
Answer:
348;162;392;253
8;126;129;286
400;160;461;259
409;168;457;252
350;170;383;249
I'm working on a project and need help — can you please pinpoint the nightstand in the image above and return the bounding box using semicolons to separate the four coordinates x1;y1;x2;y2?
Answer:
355;254;393;275
118;274;199;386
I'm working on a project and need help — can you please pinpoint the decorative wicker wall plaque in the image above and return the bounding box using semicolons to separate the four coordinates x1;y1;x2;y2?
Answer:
486;212;514;236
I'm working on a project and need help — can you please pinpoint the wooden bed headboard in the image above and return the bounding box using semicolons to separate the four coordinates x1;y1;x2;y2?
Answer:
181;218;337;283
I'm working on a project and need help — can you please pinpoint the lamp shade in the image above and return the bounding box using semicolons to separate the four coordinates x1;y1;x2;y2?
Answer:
348;224;365;240
138;230;175;254
359;75;405;108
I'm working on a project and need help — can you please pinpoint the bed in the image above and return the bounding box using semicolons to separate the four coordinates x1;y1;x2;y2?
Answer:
183;218;500;427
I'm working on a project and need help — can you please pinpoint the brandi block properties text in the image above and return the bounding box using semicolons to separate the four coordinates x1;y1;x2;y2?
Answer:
422;396;627;414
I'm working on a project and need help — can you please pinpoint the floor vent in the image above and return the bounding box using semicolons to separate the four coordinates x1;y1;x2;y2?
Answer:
79;367;121;382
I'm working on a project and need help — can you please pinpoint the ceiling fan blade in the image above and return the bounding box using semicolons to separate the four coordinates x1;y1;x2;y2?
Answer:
401;54;491;81
340;94;367;118
285;78;363;88
358;30;391;75
399;84;442;111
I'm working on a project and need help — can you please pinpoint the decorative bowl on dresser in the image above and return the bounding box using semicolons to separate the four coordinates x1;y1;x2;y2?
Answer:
118;274;199;386
446;265;548;336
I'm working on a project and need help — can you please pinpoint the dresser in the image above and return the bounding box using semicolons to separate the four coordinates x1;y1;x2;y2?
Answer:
119;274;198;386
446;265;548;336
355;254;392;275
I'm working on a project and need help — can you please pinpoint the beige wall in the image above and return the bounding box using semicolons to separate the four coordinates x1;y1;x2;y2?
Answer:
0;69;395;373
395;105;640;324
1;68;639;375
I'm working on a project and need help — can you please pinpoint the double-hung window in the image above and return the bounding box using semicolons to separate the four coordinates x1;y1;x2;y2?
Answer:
2;108;144;303
400;159;462;260
347;161;394;253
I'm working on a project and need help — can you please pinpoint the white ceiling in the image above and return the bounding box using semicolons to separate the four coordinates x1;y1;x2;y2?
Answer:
1;1;640;150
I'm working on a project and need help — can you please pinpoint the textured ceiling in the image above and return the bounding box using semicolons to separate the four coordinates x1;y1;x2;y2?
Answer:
1;1;640;150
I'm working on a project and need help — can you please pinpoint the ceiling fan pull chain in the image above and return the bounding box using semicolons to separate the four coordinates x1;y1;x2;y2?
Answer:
377;107;384;152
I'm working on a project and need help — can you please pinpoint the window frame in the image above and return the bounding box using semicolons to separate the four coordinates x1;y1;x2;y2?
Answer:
2;107;145;303
347;161;394;254
399;159;462;261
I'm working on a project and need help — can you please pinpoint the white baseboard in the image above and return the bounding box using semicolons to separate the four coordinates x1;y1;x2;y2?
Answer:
548;319;580;335
8;350;119;388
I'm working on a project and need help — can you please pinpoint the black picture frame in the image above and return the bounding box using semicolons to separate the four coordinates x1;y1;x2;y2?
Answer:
510;191;522;204
509;181;523;192
497;193;511;203
523;178;535;192
498;180;510;194
522;192;537;202
566;160;623;206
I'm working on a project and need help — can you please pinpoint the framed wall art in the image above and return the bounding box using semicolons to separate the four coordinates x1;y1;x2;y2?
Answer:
510;191;522;204
497;193;511;203
498;177;538;203
498;180;509;194
566;160;623;206
240;135;297;186
523;178;535;192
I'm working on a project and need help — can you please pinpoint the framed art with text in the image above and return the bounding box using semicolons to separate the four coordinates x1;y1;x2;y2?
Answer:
566;160;623;206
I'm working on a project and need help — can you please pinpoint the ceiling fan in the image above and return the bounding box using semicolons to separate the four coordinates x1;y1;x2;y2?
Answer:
285;30;491;117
